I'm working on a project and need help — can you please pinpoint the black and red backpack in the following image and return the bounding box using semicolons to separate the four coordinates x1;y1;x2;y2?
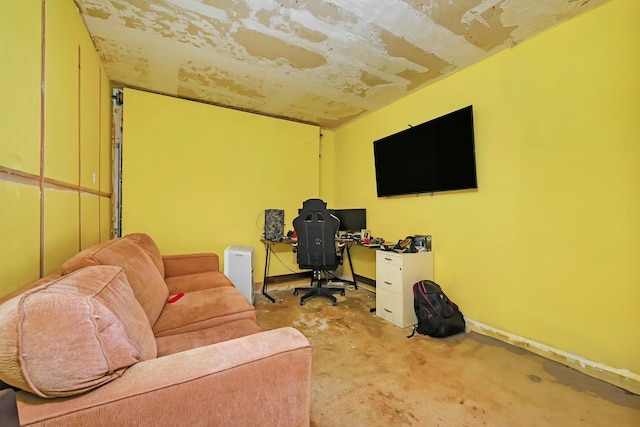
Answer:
408;280;466;338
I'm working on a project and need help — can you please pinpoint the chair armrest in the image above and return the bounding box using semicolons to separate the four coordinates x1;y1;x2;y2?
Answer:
16;328;312;427
162;253;220;278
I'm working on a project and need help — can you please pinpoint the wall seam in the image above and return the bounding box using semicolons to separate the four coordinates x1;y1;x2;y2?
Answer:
98;67;102;241
78;45;82;252
39;0;46;278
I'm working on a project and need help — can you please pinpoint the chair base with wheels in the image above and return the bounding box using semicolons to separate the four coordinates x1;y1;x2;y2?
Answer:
294;270;345;306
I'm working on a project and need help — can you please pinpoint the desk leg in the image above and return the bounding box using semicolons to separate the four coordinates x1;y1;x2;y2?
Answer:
345;244;358;290
261;243;275;303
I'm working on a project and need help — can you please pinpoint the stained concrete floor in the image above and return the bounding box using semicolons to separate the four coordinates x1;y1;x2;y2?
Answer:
255;282;640;427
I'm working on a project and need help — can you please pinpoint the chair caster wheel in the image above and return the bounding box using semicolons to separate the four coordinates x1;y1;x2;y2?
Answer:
300;301;305;306
341;290;346;296
293;290;298;296
332;302;338;306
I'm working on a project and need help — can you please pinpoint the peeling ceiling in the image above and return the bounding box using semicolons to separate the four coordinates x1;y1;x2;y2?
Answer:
74;0;611;129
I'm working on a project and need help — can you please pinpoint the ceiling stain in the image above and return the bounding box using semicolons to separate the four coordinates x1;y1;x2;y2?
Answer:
290;93;364;128
93;36;150;85
202;0;251;20
83;6;110;20
403;0;517;51
295;0;357;25
176;85;199;100
399;67;449;92
380;29;451;88
293;24;330;44
74;0;613;129
179;62;266;100
360;71;392;94
232;29;327;69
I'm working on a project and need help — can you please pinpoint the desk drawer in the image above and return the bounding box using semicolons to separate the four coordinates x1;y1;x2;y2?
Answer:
376;251;403;267
376;264;403;295
376;288;403;327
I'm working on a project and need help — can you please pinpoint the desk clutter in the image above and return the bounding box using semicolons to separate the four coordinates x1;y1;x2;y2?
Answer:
261;206;431;253
380;235;432;253
269;230;432;254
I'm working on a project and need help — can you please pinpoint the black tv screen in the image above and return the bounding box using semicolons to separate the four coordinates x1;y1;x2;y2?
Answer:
373;105;477;197
331;209;366;232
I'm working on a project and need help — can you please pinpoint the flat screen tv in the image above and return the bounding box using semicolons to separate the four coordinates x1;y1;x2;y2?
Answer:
373;105;477;197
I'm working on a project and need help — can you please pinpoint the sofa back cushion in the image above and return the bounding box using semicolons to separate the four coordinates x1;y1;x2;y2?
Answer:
62;238;169;326
124;233;165;278
0;266;156;398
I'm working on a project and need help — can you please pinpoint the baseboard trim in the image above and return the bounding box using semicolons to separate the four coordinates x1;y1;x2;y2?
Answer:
353;274;375;287
256;272;311;288
466;319;640;395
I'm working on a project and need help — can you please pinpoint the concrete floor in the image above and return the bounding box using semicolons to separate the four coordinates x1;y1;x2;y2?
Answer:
255;282;640;427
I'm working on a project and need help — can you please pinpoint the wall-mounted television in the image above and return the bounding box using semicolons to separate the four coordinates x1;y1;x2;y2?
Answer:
373;105;478;197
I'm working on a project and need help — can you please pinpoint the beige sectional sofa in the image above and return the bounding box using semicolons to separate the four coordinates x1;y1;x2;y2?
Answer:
0;233;312;426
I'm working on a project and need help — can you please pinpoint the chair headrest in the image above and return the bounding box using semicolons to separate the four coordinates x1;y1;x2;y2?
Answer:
301;198;327;212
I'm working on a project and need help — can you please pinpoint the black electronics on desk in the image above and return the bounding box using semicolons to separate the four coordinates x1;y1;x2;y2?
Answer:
298;207;367;234
330;208;366;233
264;209;285;241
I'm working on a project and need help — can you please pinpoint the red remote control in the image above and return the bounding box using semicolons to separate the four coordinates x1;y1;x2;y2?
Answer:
167;293;184;303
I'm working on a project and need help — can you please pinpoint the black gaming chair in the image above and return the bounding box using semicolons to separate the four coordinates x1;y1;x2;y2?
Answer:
293;199;345;306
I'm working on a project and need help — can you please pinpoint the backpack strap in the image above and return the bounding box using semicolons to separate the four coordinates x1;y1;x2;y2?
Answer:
406;325;418;339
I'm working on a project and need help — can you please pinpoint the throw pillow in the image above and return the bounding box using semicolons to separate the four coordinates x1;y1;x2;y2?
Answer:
0;265;156;398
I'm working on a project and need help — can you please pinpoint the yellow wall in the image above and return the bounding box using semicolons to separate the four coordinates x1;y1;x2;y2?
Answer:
121;89;320;278
0;0;112;295
331;0;639;374
319;130;336;202
0;0;40;175
0;180;41;288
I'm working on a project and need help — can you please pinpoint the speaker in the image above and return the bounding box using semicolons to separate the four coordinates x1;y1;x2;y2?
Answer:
264;209;284;241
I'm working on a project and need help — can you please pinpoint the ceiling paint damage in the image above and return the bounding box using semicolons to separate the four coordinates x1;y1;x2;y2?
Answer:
74;0;611;129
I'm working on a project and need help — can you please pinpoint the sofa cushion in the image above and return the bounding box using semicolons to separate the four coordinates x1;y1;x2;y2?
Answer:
163;253;220;278
0;266;156;398
164;270;233;294
123;233;165;278
153;287;256;337
62;238;169;326
155;318;263;357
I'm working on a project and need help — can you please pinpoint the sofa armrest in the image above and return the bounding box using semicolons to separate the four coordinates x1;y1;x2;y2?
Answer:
16;327;312;427
162;253;220;278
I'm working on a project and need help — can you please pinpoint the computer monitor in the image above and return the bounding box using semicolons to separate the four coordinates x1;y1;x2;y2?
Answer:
331;209;367;233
